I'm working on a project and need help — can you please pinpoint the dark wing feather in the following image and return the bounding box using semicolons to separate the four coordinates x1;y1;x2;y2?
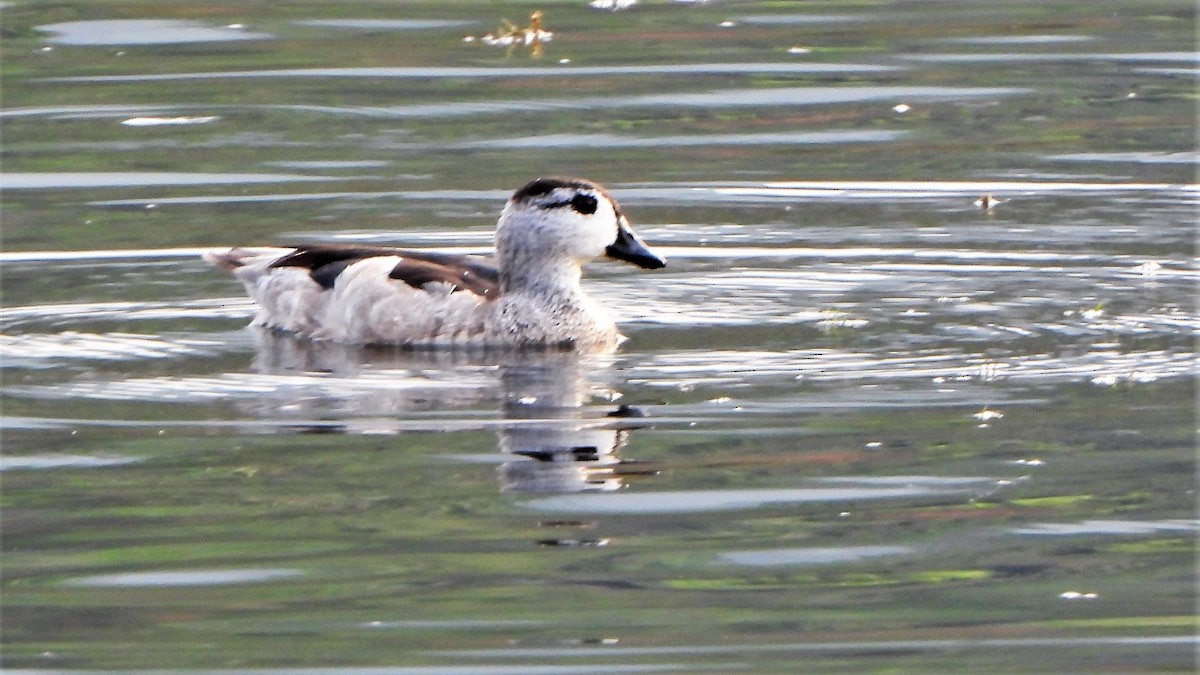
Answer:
387;257;499;297
272;244;500;297
309;259;360;290
270;245;408;271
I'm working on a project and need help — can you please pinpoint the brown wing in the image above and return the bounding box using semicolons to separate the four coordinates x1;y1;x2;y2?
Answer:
387;256;499;298
271;244;500;297
270;244;408;271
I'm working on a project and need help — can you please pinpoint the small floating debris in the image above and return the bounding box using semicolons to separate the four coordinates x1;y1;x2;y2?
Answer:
787;46;812;55
1013;458;1045;466
1059;591;1099;601
1091;371;1159;387
538;538;610;547
892;103;912;114
607;404;647;418
719;20;737;28
971;407;1004;422
816;314;868;332
472;10;553;55
974;193;1002;210
121;116;220;127
590;0;637;9
1132;260;1163;277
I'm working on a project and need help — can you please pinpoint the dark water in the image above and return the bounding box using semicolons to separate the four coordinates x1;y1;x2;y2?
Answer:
1;1;1196;672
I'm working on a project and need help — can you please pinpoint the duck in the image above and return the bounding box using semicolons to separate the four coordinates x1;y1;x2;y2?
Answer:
204;176;666;350
974;193;1002;210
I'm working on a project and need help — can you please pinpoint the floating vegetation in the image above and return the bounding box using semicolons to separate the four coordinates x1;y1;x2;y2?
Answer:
467;10;553;57
974;193;1003;210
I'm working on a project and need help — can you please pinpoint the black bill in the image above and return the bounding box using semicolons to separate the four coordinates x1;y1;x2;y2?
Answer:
606;218;666;269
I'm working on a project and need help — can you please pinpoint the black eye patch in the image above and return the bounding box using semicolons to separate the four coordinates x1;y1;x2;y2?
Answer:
570;193;598;215
541;192;598;215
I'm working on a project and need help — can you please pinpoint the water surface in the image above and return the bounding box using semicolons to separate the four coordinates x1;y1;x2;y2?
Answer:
1;0;1195;672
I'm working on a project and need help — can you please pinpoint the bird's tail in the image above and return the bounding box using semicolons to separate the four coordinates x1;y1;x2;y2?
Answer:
202;247;291;271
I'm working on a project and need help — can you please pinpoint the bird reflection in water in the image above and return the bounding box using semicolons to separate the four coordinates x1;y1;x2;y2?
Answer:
247;330;656;493
497;356;654;493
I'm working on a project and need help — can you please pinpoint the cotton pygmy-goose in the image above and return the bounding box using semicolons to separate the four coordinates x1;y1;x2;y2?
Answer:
204;177;665;350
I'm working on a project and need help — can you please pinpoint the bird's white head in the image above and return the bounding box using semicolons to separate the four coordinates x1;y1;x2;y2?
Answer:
496;177;665;281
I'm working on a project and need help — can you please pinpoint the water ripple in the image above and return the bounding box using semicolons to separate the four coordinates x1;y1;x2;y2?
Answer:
522;482;988;514
715;180;1199;199
296;19;476;30
720;545;912;566
0;332;223;364
0;298;254;331
0;454;141;471
1;172;342;190
39;20;272;46
63;569;303;587
2;86;1026;122
906;51;1198;64
627;348;1194;387
76;179;1199;208
453;130;906;150
44;63;902;84
8;345;1187;407
1011;520;1200;536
